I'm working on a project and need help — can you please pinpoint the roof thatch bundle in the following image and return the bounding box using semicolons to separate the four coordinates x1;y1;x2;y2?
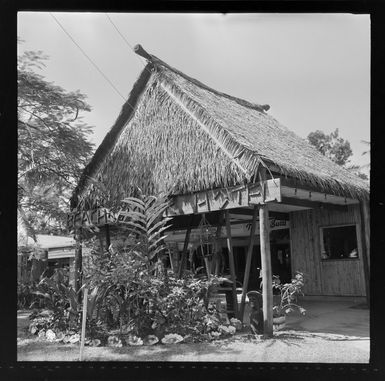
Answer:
71;45;369;210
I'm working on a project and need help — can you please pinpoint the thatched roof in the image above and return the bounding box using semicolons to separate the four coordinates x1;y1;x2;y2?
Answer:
71;45;369;209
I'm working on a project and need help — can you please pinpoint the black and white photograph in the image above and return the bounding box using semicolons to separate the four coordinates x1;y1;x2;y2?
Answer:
17;12;370;363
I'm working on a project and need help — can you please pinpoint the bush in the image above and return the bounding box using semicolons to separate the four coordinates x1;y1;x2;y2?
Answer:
85;246;224;341
272;272;306;317
17;281;36;310
30;277;83;333
69;193;241;344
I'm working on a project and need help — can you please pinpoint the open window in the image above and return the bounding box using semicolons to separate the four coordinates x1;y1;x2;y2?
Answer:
320;224;359;260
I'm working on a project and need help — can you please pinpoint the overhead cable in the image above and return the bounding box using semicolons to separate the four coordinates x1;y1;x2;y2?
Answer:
105;13;152;75
50;12;127;102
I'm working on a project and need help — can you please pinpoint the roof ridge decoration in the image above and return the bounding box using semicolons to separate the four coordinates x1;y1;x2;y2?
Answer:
134;44;271;113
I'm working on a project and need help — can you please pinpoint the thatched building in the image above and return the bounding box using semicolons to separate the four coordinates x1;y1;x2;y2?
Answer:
71;45;370;333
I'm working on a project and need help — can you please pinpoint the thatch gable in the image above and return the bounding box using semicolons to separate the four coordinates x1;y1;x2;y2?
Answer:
71;46;369;209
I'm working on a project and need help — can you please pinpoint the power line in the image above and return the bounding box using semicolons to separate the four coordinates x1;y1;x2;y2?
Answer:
105;13;151;74
49;13;127;102
105;15;137;54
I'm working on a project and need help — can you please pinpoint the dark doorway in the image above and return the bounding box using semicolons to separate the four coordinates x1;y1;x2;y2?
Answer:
228;245;262;291
229;228;292;291
270;228;292;284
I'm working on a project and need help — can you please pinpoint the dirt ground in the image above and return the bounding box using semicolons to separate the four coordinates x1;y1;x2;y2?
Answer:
17;331;369;363
17;299;370;363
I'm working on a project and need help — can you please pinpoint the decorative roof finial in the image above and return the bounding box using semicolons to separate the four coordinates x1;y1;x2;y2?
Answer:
134;44;152;61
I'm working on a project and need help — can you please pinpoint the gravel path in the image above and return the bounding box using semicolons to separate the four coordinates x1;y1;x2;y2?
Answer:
17;331;369;363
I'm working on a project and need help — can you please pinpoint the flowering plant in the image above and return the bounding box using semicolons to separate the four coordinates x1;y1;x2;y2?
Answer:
272;272;306;317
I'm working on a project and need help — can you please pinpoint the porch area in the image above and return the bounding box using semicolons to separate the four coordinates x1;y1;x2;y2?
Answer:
243;297;369;337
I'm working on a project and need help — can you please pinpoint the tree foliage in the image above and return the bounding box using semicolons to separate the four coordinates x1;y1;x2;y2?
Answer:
307;129;369;180
18;49;94;235
307;128;353;166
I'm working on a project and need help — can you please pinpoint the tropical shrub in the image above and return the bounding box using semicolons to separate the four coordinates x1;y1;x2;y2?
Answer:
272;272;306;317
81;192;230;342
85;246;223;341
29;277;84;333
17;281;36;310
28;192;241;346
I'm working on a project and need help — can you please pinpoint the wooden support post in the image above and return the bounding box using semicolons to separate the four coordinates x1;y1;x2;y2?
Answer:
360;199;370;305
79;287;88;361
259;167;273;337
168;249;174;273
98;233;104;254
214;225;222;276
30;257;38;283
239;206;259;323
74;228;83;301
177;216;194;278
203;255;211;280
225;210;239;318
105;224;111;250
69;257;75;286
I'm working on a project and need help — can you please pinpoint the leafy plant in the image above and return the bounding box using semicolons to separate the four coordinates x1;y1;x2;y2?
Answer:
117;191;172;267
77;193;238;343
31;277;84;332
17;281;37;310
272;272;306;317
85;245;222;340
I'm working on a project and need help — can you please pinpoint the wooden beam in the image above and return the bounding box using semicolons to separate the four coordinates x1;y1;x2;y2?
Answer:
280;177;360;204
167;179;281;216
167;211;220;231
360;199;370;305
259;168;274;337
177;215;194;278
227;208;256;216
230;208;290;221
225;210;239;318
239;205;259;322
134;44;153;61
68;208;115;229
280;176;340;196
281;196;349;211
167;209;289;231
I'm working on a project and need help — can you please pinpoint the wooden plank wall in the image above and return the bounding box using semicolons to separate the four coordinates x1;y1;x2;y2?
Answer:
290;204;366;296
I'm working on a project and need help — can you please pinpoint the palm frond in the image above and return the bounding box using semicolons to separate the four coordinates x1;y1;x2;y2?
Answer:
117;193;171;263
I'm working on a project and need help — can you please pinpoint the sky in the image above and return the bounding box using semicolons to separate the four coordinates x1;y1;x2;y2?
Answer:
17;12;370;171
